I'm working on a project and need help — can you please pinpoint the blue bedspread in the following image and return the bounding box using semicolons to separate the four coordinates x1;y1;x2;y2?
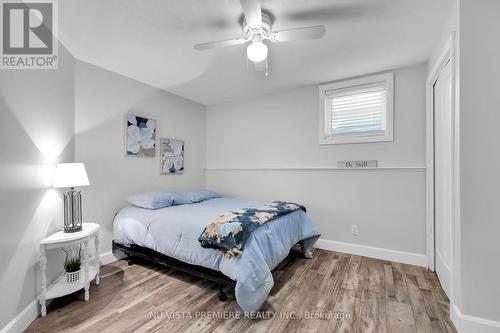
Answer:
113;198;320;312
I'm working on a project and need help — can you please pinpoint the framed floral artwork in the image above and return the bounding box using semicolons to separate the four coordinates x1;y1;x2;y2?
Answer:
161;138;184;174
126;113;156;157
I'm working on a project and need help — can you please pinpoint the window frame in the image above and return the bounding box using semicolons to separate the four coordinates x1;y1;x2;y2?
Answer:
318;72;394;145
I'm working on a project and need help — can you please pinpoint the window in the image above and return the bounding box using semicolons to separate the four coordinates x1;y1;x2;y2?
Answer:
319;72;394;144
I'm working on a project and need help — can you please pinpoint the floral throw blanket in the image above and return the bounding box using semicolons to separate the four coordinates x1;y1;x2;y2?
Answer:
198;201;306;257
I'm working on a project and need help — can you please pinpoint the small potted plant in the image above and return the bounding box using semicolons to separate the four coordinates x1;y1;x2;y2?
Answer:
62;246;81;283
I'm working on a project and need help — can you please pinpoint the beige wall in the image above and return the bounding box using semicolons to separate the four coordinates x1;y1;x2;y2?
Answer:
0;44;75;329
74;61;206;255
0;55;207;331
206;64;428;255
459;0;500;322
429;0;500;324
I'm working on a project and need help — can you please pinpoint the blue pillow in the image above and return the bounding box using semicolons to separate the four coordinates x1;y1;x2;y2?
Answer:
176;190;221;203
127;190;221;209
127;192;174;209
170;192;192;205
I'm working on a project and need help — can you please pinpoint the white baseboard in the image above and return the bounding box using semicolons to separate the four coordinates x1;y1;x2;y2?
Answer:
0;299;39;333
1;251;125;333
99;250;126;266
452;304;500;333
314;238;428;267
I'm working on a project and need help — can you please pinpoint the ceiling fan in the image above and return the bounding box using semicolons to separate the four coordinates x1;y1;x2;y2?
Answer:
194;0;326;68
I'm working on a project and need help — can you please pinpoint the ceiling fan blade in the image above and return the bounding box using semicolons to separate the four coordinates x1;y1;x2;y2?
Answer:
194;38;247;51
269;25;326;42
240;0;262;28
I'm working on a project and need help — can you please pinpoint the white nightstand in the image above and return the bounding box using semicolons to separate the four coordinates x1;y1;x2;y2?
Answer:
39;223;100;317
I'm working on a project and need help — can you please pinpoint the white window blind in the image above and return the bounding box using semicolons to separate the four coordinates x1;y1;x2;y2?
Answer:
319;72;393;145
326;82;387;136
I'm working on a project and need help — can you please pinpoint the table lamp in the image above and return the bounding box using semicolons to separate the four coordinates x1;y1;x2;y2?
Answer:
53;163;89;233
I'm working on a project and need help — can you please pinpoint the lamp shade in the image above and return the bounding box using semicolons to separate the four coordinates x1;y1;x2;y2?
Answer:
53;163;90;188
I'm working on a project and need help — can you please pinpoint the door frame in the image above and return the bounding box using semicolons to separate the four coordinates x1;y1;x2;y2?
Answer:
425;32;461;311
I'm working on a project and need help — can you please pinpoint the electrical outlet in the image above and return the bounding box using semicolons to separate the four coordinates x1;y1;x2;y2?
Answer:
351;225;359;236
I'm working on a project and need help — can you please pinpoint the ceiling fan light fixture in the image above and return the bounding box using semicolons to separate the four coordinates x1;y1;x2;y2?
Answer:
246;41;268;62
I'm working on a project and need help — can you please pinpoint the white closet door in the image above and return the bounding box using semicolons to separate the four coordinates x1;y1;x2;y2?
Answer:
433;59;452;297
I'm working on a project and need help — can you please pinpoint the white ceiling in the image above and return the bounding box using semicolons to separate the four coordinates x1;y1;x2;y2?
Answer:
59;0;453;106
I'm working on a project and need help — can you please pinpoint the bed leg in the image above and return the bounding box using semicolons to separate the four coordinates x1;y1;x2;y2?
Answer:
218;284;228;302
299;240;314;259
127;256;136;266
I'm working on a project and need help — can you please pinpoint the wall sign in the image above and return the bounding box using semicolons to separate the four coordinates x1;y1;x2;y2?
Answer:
337;160;378;168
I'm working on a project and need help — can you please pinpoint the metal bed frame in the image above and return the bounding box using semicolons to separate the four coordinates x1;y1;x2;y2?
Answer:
112;241;297;301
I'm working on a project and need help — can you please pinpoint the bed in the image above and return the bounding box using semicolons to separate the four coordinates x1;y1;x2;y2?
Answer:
112;196;320;312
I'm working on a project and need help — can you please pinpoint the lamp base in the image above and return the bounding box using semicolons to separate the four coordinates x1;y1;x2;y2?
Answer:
64;226;82;233
63;188;83;233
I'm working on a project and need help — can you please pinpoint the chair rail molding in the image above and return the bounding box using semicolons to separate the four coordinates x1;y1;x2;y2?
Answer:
205;165;426;171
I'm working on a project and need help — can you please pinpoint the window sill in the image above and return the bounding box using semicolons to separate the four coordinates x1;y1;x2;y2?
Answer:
319;134;393;145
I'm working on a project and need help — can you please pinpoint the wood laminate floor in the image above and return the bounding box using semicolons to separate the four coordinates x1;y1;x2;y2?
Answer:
26;248;457;333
